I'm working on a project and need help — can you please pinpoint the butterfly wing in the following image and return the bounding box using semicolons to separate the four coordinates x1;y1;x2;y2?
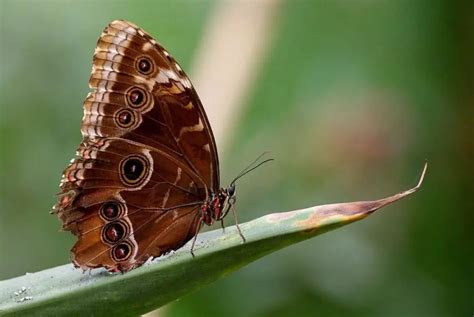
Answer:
55;20;218;272
87;20;219;190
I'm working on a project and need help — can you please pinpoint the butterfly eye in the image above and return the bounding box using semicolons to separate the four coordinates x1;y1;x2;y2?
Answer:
227;184;236;197
115;109;136;128
136;56;154;75
119;154;150;187
102;222;128;244
112;242;132;261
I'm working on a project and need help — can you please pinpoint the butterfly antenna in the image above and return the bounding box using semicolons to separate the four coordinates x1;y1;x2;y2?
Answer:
236;151;270;178
230;157;274;186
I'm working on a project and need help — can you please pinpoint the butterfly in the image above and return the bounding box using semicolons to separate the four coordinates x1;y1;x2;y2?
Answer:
53;20;258;272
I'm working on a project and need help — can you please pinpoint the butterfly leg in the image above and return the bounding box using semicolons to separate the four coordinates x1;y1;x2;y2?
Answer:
231;203;246;243
190;218;204;258
220;219;225;233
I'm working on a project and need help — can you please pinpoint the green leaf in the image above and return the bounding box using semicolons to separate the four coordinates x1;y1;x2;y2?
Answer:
0;164;426;316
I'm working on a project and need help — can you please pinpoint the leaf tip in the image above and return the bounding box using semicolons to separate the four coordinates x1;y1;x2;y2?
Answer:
292;162;428;233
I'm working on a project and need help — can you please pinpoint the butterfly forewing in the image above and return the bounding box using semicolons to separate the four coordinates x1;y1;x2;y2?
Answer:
55;20;219;272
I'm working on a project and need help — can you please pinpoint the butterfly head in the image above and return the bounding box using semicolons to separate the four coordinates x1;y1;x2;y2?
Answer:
222;183;237;216
226;183;236;200
203;154;273;225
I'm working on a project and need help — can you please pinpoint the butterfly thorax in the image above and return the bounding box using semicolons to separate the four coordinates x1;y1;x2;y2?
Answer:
201;184;236;225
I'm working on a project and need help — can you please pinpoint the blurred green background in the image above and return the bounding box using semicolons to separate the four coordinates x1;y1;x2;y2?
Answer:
0;0;472;316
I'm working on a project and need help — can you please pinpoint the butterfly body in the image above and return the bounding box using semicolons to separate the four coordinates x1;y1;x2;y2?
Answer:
201;184;236;225
53;20;238;272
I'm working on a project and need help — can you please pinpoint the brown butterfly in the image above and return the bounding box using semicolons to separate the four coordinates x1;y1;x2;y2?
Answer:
53;20;258;272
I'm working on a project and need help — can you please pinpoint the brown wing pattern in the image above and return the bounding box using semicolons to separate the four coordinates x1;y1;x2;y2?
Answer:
85;20;219;189
54;20;219;272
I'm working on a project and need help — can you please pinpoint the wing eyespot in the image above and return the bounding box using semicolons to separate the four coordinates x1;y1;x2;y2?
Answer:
99;201;125;221
115;109;136;128
119;154;150;187
111;241;133;261
101;221;130;244
135;55;155;75
128;88;144;106
125;86;153;111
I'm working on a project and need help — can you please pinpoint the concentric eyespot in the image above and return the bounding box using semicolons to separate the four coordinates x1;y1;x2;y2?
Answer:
135;56;154;75
122;157;144;181
119;154;150;187
111;241;133;262
128;88;144;106
125;86;152;110
99;201;125;221
102;221;129;244
115;109;136;128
